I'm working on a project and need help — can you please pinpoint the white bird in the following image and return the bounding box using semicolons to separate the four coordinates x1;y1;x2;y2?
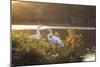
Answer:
29;25;42;40
47;28;64;47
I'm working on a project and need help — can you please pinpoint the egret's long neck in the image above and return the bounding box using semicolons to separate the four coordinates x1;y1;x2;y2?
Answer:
48;29;53;40
36;27;41;36
49;29;53;35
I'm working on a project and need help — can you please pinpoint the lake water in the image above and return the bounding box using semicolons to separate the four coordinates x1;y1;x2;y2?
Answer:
12;25;95;30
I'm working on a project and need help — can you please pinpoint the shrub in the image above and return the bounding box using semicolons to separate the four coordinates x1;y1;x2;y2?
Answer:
12;29;83;66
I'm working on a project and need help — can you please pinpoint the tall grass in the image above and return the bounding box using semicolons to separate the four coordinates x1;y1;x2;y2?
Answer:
12;29;83;66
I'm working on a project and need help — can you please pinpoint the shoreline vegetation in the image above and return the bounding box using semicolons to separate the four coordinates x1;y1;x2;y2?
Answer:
12;29;95;66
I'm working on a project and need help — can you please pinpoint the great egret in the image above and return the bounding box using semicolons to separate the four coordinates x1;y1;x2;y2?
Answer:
47;28;64;47
29;25;42;40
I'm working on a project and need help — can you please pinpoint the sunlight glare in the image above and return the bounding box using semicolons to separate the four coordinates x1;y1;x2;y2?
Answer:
12;1;17;4
12;1;14;4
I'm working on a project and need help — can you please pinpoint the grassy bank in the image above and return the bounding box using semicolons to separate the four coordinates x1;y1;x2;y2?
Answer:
12;29;84;66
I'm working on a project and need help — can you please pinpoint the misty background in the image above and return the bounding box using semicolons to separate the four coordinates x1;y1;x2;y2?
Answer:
12;1;96;27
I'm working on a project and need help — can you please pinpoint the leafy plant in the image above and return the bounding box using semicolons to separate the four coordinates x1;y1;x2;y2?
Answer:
12;29;83;66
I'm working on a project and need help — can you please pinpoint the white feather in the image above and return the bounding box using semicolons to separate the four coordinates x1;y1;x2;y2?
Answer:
29;25;42;40
47;28;64;47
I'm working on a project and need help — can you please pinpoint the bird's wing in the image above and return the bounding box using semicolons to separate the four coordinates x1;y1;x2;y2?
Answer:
51;36;59;44
52;36;64;46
